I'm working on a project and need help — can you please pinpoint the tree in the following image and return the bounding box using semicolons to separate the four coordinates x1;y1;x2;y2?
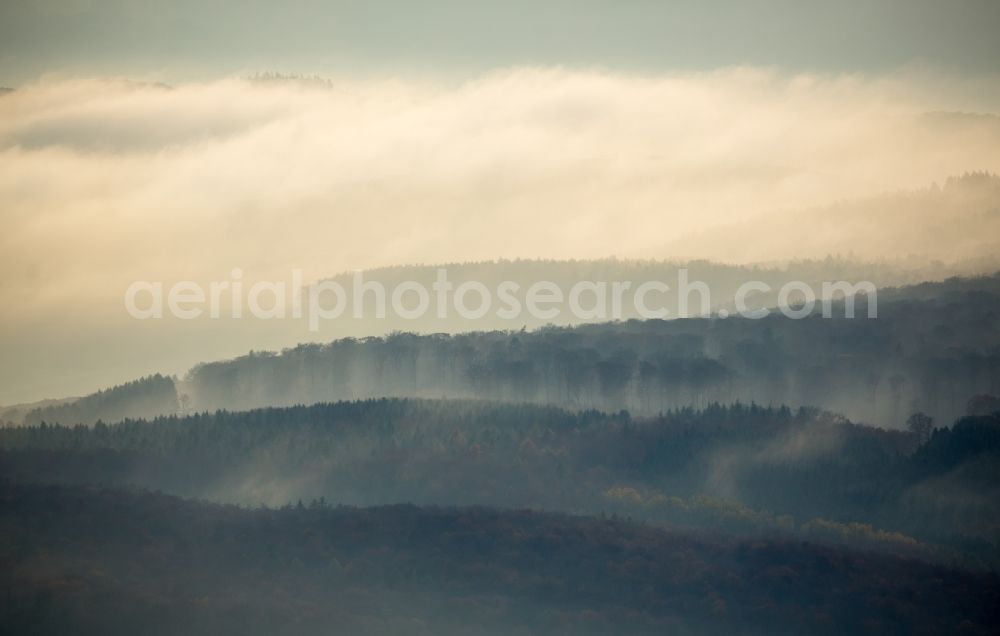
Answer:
906;412;933;444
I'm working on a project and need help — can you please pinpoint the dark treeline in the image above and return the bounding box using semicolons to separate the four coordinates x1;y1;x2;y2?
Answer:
2;482;999;636
180;274;1000;428
3;399;998;566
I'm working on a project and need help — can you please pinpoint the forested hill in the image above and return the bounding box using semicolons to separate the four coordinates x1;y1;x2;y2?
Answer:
314;255;996;332
184;274;1000;427
2;482;998;636
6;273;998;429
19;374;178;427
3;399;999;566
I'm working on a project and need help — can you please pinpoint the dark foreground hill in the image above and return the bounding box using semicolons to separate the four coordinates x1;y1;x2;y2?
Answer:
1;483;998;636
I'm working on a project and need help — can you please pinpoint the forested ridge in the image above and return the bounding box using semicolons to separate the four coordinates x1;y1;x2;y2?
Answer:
19;374;178;427
4;399;999;567
3;275;1000;635
183;274;1000;428
9;274;999;430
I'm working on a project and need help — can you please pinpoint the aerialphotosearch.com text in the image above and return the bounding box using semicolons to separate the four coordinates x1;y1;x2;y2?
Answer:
124;268;878;330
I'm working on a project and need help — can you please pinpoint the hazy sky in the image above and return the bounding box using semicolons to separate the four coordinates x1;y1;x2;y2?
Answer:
2;0;1000;84
1;1;1000;403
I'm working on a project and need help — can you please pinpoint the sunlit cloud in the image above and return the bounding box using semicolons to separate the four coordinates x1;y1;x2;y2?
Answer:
1;66;999;401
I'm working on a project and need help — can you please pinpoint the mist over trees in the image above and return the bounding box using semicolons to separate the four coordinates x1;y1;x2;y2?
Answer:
312;250;999;335
4;267;1000;634
19;374;178;427
7;273;997;431
174;274;1000;429
4;399;1000;568
4;6;1000;631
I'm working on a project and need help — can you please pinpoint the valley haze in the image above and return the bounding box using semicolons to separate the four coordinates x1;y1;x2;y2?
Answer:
2;2;1000;635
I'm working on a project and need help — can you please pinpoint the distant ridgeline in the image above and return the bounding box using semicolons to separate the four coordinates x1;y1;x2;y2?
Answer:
5;274;999;429
314;254;997;333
